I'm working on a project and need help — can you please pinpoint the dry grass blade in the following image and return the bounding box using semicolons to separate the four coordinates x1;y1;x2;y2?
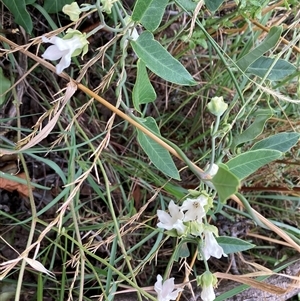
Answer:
232;195;300;253
0;81;77;155
215;272;287;295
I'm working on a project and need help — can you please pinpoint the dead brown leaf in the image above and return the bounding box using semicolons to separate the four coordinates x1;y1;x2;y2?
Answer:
0;172;33;197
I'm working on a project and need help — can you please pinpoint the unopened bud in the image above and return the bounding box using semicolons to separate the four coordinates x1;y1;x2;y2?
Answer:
207;96;228;117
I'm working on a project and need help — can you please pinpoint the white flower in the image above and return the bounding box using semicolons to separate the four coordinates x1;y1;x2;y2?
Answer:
181;196;208;223
62;2;81;21
157;200;186;235
121;16;139;49
197;271;217;301
205;163;219;178
202;230;227;260
203;163;219;189
154;274;183;301
42;29;89;74
129;27;139;41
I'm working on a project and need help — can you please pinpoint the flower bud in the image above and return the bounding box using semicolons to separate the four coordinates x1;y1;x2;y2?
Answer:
62;2;82;21
207;96;228;117
197;271;218;301
101;0;114;14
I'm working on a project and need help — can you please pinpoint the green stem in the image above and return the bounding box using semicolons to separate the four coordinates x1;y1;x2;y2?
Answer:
12;81;37;301
207;115;221;174
97;158;143;301
67;125;85;301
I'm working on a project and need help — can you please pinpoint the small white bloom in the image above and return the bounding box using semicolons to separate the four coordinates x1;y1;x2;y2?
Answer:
181;196;208;223
206;163;219;178
157;200;186;235
202;230;227;260
198;271;217;301
154;274;183;301
121;16;139;49
62;2;81;21
42;29;89;74
203;163;219;189
128;26;139;41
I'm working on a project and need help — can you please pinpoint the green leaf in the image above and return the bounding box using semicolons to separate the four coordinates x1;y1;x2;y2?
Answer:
28;153;67;184
0;68;11;106
43;0;73;14
226;149;282;180
237;26;282;71
133;59;157;113
211;163;240;202
131;31;197;86
247;57;296;81
216;236;255;254
2;0;33;33
231;109;273;151
132;0;169;32
205;0;225;12
136;117;180;180
251;132;300;152
174;242;190;261
175;0;197;11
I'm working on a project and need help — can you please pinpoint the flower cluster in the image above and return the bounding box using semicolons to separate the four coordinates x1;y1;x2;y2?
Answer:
157;195;227;261
156;195;227;301
157;195;208;234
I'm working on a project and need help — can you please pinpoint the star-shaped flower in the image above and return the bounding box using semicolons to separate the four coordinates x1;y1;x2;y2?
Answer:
154;275;182;301
157;200;186;235
181;195;208;223
42;29;88;74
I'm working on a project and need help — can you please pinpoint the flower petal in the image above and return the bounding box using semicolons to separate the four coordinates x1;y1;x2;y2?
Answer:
56;52;72;74
154;274;163;293
162;277;175;295
168;200;184;220
201;284;215;301
157;201;186;234
181;196;208;223
203;230;227;260
42;45;64;61
154;275;182;301
172;220;186;235
169;288;183;299
46;36;70;50
157;210;173;229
